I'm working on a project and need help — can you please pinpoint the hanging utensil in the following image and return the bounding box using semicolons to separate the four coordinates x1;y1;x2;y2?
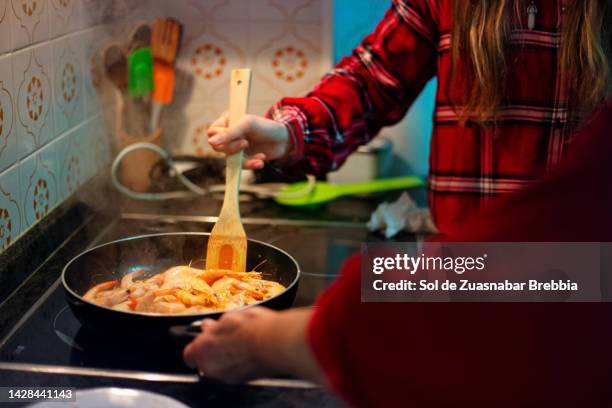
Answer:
150;18;181;133
128;47;154;98
127;22;152;54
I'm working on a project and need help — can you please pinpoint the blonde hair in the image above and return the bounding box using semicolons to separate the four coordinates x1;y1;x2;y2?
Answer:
449;0;612;126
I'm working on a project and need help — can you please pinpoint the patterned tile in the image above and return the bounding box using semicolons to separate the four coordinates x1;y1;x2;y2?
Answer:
48;0;81;38
79;0;114;28
0;163;22;252
0;0;13;54
19;138;58;228
165;0;211;49
173;103;225;158
0;54;17;173
249;22;327;104
55;122;87;201
208;0;250;22
293;0;326;23
12;43;54;158
78;26;109;119
248;0;292;22
248;0;326;23
10;0;50;50
51;33;84;137
178;22;248;104
81;114;109;178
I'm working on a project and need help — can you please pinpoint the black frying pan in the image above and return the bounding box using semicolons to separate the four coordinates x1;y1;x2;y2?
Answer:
62;233;300;336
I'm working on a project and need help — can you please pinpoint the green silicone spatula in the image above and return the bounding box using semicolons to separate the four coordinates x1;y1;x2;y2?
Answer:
274;176;425;207
128;47;154;97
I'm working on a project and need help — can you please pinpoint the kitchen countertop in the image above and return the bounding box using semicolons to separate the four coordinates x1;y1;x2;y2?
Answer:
0;172;425;408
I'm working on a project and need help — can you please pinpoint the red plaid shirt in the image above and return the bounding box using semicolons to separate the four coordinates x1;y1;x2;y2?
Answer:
267;0;576;233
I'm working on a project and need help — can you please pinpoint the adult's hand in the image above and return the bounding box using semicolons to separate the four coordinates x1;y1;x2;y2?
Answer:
207;112;292;170
183;307;324;384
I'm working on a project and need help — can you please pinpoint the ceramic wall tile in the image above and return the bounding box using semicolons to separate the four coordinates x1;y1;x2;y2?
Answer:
78;26;108;119
79;0;115;28
82;114;109;177
170;102;225;157
249;22;327;104
0;0;133;251
0;0;13;54
55;122;86;201
207;0;250;22
165;0;213;49
248;0;292;22
51;34;84;137
10;0;49;50
19;138;58;228
179;22;248;102
0;54;17;172
49;0;81;38
293;0;325;23
12;43;54;158
0;163;22;252
248;0;326;23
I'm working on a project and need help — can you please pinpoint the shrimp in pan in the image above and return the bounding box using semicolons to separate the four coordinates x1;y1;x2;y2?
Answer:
83;265;284;315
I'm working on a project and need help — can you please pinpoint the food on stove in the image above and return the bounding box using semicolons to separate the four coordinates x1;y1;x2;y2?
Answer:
83;265;285;314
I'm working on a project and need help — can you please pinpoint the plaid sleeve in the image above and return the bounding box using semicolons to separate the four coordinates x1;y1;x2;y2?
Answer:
267;0;439;176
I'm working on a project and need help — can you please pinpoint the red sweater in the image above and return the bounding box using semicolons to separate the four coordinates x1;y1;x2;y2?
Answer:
308;99;612;407
269;0;575;234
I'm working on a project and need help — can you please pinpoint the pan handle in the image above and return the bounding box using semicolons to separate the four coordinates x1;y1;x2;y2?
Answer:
169;321;203;340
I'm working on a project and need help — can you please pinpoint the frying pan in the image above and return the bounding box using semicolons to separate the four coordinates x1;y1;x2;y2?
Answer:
62;232;300;336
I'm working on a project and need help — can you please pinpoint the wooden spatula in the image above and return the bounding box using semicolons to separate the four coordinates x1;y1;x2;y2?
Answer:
205;69;252;272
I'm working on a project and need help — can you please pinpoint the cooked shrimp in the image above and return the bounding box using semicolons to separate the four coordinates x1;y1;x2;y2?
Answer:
83;280;118;301
113;301;132;312
84;262;285;314
174;289;216;307
121;269;145;289
133;291;156;312
154;301;187;314
100;288;129;307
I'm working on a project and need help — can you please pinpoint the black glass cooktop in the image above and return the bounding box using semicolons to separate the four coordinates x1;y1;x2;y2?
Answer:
0;216;382;378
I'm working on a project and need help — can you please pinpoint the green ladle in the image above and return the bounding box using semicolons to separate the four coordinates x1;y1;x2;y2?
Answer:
274;176;425;207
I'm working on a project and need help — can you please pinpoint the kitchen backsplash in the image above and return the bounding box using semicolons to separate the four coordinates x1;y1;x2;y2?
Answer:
0;0;112;253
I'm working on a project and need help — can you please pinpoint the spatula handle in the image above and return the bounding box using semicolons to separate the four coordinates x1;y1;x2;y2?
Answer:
221;69;252;217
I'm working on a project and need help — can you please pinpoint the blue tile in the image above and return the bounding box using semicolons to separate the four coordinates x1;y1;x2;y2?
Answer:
19;142;59;229
56;124;87;201
12;45;55;160
10;0;50;50
0;0;12;54
0;53;17;172
79;27;110;120
51;34;85;138
82;114;110;179
0;163;22;253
